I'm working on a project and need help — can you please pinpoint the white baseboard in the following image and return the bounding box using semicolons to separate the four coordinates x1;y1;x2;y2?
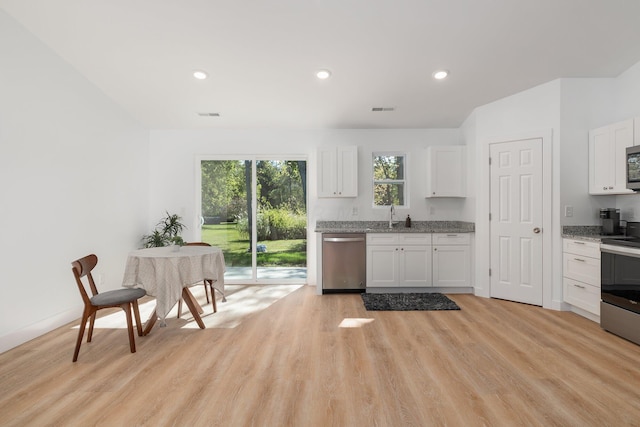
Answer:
0;308;78;354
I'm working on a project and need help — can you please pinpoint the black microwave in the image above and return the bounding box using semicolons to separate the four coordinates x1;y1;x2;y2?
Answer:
626;145;640;191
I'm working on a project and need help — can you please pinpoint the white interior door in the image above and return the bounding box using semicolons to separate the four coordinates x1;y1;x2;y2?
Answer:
490;138;543;305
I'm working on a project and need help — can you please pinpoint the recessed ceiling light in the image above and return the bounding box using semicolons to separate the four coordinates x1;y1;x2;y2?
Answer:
193;70;208;80
433;70;449;80
316;69;331;80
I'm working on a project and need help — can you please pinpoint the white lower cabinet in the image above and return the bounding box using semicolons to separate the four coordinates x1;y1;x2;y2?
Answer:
367;234;432;287
432;233;471;287
366;233;472;288
562;238;601;316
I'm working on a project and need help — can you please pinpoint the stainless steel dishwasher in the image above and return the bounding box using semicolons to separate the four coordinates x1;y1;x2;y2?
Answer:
322;233;366;293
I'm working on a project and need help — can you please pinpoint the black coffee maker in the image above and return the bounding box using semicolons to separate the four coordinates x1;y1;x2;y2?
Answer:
600;208;621;235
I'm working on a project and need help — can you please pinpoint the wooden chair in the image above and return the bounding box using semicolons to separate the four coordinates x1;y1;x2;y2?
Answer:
71;254;146;362
177;242;219;317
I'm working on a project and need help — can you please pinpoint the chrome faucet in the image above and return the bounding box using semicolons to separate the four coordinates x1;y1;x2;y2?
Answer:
389;204;395;229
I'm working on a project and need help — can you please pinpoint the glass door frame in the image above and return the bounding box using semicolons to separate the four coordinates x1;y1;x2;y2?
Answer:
195;154;308;285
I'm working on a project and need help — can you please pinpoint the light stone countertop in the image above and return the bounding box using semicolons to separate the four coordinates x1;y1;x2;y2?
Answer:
561;225;624;242
315;220;475;234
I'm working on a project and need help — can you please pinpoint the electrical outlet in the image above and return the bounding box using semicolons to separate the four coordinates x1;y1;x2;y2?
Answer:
564;205;573;217
352;206;358;216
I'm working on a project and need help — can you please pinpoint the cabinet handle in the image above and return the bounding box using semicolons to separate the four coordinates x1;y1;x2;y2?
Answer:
446;234;457;237
574;242;585;245
573;284;586;289
603;187;607;190
434;248;438;251
574;258;585;262
609;186;614;190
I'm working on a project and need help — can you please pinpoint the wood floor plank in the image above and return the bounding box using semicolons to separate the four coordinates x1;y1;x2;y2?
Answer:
1;286;640;426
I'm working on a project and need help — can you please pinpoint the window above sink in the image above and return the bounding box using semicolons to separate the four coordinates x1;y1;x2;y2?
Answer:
372;152;407;207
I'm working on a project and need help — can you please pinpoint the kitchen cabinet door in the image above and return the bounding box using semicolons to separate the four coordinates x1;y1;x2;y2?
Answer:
399;246;432;286
589;119;634;195
366;245;399;287
425;146;466;198
317;146;358;197
432;245;470;287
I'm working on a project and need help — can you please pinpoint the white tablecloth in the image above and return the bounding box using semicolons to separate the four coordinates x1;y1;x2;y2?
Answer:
122;246;225;321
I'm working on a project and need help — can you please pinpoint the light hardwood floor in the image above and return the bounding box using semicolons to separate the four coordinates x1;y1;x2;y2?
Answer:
1;285;640;426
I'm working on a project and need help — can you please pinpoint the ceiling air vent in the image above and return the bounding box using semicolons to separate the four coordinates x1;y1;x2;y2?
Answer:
371;107;395;112
197;112;220;117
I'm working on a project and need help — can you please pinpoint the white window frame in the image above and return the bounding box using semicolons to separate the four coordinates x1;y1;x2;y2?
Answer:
372;151;408;208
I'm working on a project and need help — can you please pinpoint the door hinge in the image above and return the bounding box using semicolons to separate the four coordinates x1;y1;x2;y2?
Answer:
489;268;492;276
489;157;492;165
489;212;492;221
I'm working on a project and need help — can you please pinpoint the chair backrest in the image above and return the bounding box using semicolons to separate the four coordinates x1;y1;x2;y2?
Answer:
185;242;211;246
71;254;99;306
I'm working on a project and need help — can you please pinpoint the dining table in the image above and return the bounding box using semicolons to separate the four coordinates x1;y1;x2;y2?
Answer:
122;245;225;334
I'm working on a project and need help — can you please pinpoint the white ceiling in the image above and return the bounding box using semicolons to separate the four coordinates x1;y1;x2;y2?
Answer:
3;0;640;129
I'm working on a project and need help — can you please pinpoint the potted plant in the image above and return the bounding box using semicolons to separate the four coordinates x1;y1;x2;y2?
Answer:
142;211;186;248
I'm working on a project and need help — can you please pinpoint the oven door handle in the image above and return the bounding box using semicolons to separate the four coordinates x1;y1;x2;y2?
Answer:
600;243;640;258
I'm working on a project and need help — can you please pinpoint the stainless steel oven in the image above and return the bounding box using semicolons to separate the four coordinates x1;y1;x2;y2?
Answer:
600;223;640;345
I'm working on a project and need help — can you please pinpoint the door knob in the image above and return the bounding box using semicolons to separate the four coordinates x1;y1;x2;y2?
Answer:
533;227;541;234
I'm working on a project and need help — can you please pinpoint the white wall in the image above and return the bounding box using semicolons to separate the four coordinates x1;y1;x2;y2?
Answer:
559;78;618;225
148;128;465;287
0;11;149;353
466;80;562;308
614;60;640;120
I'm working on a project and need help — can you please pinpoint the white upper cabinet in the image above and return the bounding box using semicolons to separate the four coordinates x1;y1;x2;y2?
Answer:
425;146;466;198
589;119;634;195
317;146;358;197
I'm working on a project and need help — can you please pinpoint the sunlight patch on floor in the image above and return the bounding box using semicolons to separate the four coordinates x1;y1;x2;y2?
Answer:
339;318;375;328
182;284;304;329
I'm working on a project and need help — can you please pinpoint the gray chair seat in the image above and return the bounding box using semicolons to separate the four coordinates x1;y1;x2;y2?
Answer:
91;288;146;306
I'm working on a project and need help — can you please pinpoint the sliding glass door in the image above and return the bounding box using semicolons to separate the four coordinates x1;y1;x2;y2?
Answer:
198;157;307;283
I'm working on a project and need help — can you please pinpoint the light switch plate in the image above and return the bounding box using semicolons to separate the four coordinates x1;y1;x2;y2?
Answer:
564;205;573;217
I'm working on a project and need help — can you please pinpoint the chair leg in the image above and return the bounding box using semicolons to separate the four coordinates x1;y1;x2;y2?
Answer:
132;300;144;337
87;312;96;342
123;303;136;354
73;313;89;362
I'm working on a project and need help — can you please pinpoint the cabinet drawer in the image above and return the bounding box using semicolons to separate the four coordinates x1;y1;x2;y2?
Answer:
367;233;398;245
562;253;600;287
562;239;600;258
398;233;431;245
564;278;600;315
432;233;470;245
